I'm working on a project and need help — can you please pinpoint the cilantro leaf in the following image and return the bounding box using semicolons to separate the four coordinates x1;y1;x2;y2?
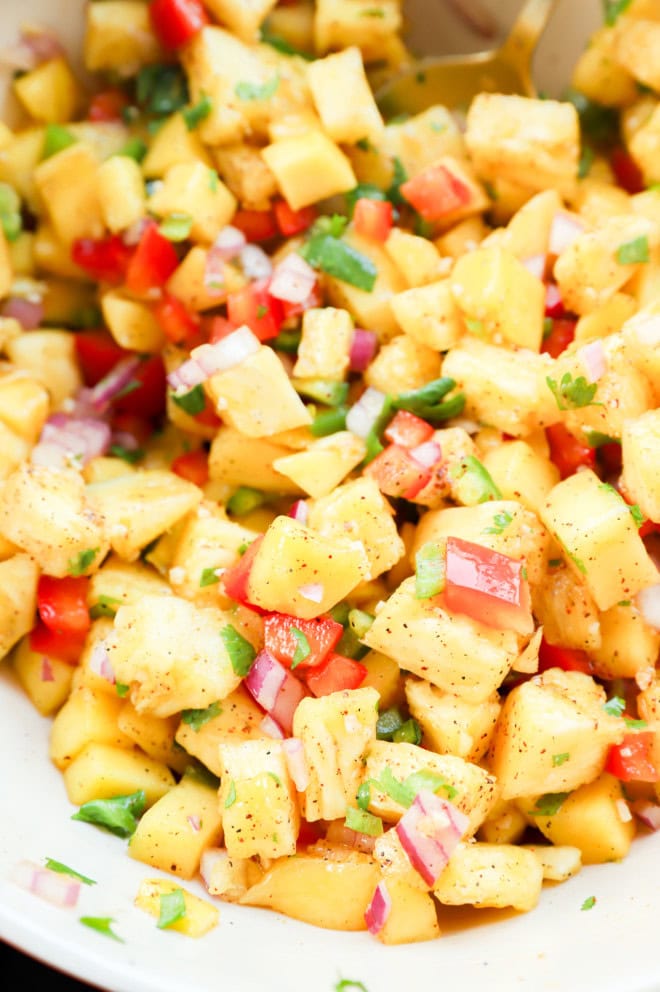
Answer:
199;567;221;587
109;444;144;464
235;76;280;102
68;548;99;577
290;627;311;669
71;790;146;838
89;594;122;619
182;94;213;130
115;682;130;698
171;384;206;416
79;916;124;942
300;229;377;292
157;888;187;929
616;235;649;265
44;859;96;886
603;0;632;26
136;64;188;117
220;624;256;676
484;510;513;536
581;895;597;911
335;981;369;992
552;752;570;767
224;780;237;808
603;696;625;717
345;806;383;837
180;700;222;731
546;372;601;410
528;792;570;817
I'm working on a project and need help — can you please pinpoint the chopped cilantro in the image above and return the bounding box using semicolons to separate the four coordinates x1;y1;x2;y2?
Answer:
136;63;188;117
335;980;369;992
158;212;193;241
624;717;647;729
616;235;649;265
300;224;377;292
79;916;124;942
181;701;222;731
392;376;465;424
272;328;301;353
44;859;96;886
484;511;513;536
259;30;314;60
628;503;645;529
387;156;408;206
182;94;213;130
171;384;206;416
603;696;625;717
546;372;601;410
157;888;187;929
415;542;445;599
0;183;22;241
68;548;99;577
116;137;147;163
603;0;632;26
564;89;619;147
224;780;237;808
199;567;221;588
528;792;570;817
581;895;597;911
552;752;570;767
42;124;77;160
71;790;146;838
89;594;122;619
578;144;595;179
290;627;311;669
220;624;256;676
109;444;144;464
375;766;457;807
115;682;130;698
235;76;280;102
584;430;619;448
345;806;383;836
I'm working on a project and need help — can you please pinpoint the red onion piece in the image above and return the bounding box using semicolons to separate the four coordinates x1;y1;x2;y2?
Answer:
199;848;225;890
288;500;309;524
346;387;388;439
268;253;317;304
395;790;468;887
240;244;273;281
89;355;142;413
579;339;607;383
637;583;660;631
88;641;115;684
549;211;585;257
204;247;228;295
212;225;247;261
365;881;392;935
11;860;81;907
259;714;285;739
521;255;546;280
32;416;112;469
167;359;207;393
192;325;260;376
297;582;323;603
40;657;55;683
1;26;63;71
545;283;565;318
282;737;309;792
270;671;307;737
1;297;44;329
349;329;378;373
245;649;287;712
410;440;442;469
187;815;201;832
631;800;660;831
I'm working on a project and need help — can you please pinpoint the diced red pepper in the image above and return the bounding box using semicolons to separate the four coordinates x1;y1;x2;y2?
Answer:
279;282;322;322
227;279;283;342
171;448;209;487
546;423;596;480
207;315;238;343
538;638;594;676
71;235;133;284
75;332;126;387
124;222;179;296
273;199;317;237
30;621;87;666
232;209;279;243
597;441;622;477
222;536;264;609
264;614;344;670
116;354;167;419
444;536;533;635
542;318;576;359
304;652;367;697
192;401;222;429
606;733;660;783
400;162;472;222
353;198;393;242
384;410;434;448
88;88;129;122
365;444;431;500
110;412;153;447
610;147;645;195
153;293;200;345
149;0;209;50
37;575;91;637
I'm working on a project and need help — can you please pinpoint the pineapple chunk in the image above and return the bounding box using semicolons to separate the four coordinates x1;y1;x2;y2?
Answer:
88;555;171;617
272;431;366;498
135;878;219;936
436;216;488;259
209;427;304;493
374;880;440;945
86;470;201;561
615;17;660;91
0;422;29;481
622;409;660;522
483;189;562;261
101;292;165;353
384;229;446;289
571;26;638;107
214;143;278;211
200;847;251;901
307;477;405;581
380;106;467;183
142;114;213;179
50;686;134;770
489;668;624;800
219;739;299;859
97;156;145;233
521;844;582;882
621;296;660;386
478;799;528;845
70;619;119;697
34;143;104;245
84;1;162;74
6;329;82;409
433;842;543;912
63;741;175;807
106;594;245;717
204;0;277;42
391;279;463;351
13;57;82;124
482;440;560;517
166;245;246;311
0;554;38;661
11;636;74;716
307;47;384;145
314;0;402;62
293;306;353;382
540;468;658;610
246;515;369;618
148;161;237;243
262;130;356;209
0;466;108;578
589;603;660;680
531;566;602;652
206;345;311;436
292;687;379;822
364;577;520;704
405;678;500;764
363;740;497;836
364;334;441;395
117;702;188;774
360;650;404;709
175;685;266;776
129;769;223;878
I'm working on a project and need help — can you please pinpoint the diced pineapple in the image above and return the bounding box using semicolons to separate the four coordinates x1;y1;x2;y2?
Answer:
204;0;277;42
293;687;378;822
531;566;602;652
364;576;520;704
166;245;246;311
482;440;560;516
175;686;266;776
34;143;104;245
405;678;500;764
307;477;405;581
484;189;562;261
373;827;427;891
314;0;402;61
64;742;175;807
360;651;404;709
84;1;162;74
0;466;108;578
33;224;89;279
540;468;658;610
6;329;82;409
142;114;214;180
307;47;383;146
0;128;44;211
209;427;304;493
628;103;660;186
13;57;82;124
96;156;145;233
50;686;134;770
364;334;441;395
117;702;188;774
478;799;528;845
374;880;440;945
273;431;366;498
213;143;278;211
0;421;29;480
70;619;120;697
363;740;497;836
589;603;660;680
11;636;74;716
135;878;219;936
384;229;447;288
206;345;311;436
293;307;353;382
246;515;369;618
201;847;253;901
622;409;660;522
621;297;660;387
433;842;543;912
0;554;38;662
101;292;165;352
262;130;356;209
522;844;582;882
638;679;660;722
571;26;638;107
436;216;488;259
614;17;660;91
148;161;237;243
390;279;463;352
129;769;223;878
86;470;201;561
88;555;171;618
489;668;624;800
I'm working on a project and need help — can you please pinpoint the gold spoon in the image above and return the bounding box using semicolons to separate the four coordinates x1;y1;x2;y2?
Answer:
377;0;559;116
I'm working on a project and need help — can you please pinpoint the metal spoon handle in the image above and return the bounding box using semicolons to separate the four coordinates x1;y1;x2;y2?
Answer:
499;0;560;66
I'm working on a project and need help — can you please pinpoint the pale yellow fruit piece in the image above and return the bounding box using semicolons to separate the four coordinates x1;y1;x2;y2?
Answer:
433;842;543;912
0;554;38;662
262;131;356;210
135;878;219;937
63;742;175;807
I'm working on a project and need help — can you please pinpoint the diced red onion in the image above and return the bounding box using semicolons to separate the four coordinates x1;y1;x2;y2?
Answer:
365;881;392;935
40;657;55;683
346;387;388;439
288;500;309;524
631;800;660;831
1;296;44;329
545;283;565;318
192;325;260;376
268;253;317;305
549;211;585;256
11;860;80;907
212;226;247;261
395;790;468;887
521;255;546;280
187;815;201;832
579;339;607;383
167;359;207;393
259;714;285;739
200;848;225;890
410;440;442;469
637;583;660;631
245;649;287;712
32;416;112;469
270;671;307;737
88;641;115;684
298;582;324;603
240;244;272;281
111;430;141;452
282;737;309;792
89;355;142;413
349;329;378;373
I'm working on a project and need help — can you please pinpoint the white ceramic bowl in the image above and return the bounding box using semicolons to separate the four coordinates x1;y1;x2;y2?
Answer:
1;3;659;991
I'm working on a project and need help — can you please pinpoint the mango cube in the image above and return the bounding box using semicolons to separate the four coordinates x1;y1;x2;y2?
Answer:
262;131;356;210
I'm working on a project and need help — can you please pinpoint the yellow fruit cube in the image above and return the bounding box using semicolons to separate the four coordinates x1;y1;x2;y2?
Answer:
135;878;219;936
273;431;366;498
384;229;446;288
405;678;500;763
589;603;660;680
374;880;440;945
84;1;162;73
34;143;104;245
174;686;266;776
262;131;356;210
204;0;277;42
63;741;175;806
209;427;304;493
14;57;82;124
213;143;278;211
433;842;543;912
50;687;133;771
142;114;213;180
101;292;165;352
364;334;441;395
293;306;353;382
97;156;145;233
12;637;74;716
307;47;384;145
622;409;660;522
148;161;237;243
166;245;246;311
391;279;464;351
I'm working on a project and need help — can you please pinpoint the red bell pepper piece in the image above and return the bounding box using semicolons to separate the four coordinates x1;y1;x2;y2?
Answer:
125;222;179;295
222;536;264;609
304;652;368;697
606;733;660;783
71;235;133;284
263;613;344;670
207;315;238;342
153;292;200;345
400;162;472;222
444;536;533;635
75;333;125;386
545;283;566;319
149;0;209;50
171;448;209;487
30;621;87;666
273;199;316;237
542;318;576;359
365;444;431;500
610;147;645;195
384;410;434;448
538;638;594;675
37;575;91;637
87;88;129;122
353;198;393;242
546;423;596;480
227;279;283;342
111;412;153;447
232;209;279;243
116;354;167;419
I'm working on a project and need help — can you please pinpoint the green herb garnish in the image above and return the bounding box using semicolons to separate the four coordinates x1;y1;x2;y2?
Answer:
235;76;280;102
109;444;144;464
552;753;570;767
68;548;99;577
546;372;601;410
224;780;237;808
182;94;213;130
157;888;187;929
171;384;206;416
42;124;77;160
116;137;147;163
71;790;146;838
603;0;632;26
345;806;383;836
581;895;597;911
616;235;649;265
89;594;121;619
199;567;221;588
603;696;625;717
79;916;124;942
181;701;222;731
484;511;513;536
528;792;570;817
290;627;311;669
115;682;130;698
44;859;96;886
136;63;188;117
158;213;193;241
220;624;256;676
